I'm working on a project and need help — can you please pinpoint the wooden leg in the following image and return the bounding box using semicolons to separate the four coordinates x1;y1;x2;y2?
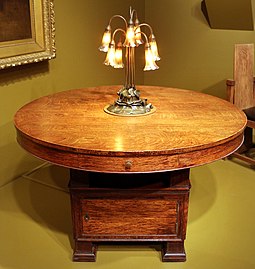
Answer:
161;241;186;262
73;241;97;262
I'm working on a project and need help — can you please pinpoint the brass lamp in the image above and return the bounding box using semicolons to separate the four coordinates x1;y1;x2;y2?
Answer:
99;7;160;116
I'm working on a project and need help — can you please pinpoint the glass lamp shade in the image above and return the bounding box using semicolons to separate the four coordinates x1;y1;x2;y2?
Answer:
124;25;136;47
134;18;143;46
114;42;124;68
144;45;159;71
134;26;143;46
99;27;111;52
150;35;160;61
104;42;116;66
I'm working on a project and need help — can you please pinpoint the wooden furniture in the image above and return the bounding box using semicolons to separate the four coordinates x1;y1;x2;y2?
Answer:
227;44;255;165
14;85;246;262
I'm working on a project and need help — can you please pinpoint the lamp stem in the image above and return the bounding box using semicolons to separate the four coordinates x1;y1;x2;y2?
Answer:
132;47;136;88
125;46;135;89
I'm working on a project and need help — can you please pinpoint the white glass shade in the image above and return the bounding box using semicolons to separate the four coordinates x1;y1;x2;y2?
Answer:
104;42;116;66
99;28;111;52
144;46;159;71
134;25;143;46
114;42;124;68
150;37;160;61
124;25;136;47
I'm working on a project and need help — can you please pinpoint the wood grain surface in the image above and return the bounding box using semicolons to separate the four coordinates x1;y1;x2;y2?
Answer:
81;199;178;236
14;85;246;173
234;44;254;110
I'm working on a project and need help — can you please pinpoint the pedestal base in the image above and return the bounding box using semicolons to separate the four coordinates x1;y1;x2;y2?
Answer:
103;85;155;116
69;169;191;262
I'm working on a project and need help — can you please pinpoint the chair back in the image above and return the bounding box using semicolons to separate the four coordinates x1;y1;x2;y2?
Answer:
232;44;254;110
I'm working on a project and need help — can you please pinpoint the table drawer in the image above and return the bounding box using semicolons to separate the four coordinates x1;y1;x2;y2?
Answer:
78;198;181;239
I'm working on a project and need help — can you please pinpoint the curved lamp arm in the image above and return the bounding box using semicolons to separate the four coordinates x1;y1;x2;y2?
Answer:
109;15;128;29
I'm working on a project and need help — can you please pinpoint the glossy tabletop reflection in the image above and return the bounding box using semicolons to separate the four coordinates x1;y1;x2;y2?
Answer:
14;85;246;173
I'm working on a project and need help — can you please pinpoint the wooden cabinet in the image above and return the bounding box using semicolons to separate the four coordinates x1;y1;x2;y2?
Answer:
69;169;191;262
80;198;179;237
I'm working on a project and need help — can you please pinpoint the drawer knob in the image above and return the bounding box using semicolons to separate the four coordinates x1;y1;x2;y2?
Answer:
125;160;132;170
84;213;90;222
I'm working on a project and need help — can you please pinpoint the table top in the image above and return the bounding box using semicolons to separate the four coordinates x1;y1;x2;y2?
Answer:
14;85;246;173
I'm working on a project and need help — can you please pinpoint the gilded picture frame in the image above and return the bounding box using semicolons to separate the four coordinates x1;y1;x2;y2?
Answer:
0;0;56;69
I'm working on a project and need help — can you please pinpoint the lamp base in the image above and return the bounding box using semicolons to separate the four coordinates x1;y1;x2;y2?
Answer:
104;86;156;116
104;103;156;116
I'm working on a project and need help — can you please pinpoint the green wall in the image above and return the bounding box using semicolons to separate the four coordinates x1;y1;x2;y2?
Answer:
0;0;144;186
144;0;255;98
1;0;255;186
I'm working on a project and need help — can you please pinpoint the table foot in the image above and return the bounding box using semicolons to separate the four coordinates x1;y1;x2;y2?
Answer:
161;241;186;262
73;241;97;262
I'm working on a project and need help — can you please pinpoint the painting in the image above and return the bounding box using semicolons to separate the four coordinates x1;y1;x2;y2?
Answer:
0;0;56;69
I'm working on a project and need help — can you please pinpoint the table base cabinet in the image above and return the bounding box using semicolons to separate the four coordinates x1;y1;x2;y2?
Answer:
69;169;191;262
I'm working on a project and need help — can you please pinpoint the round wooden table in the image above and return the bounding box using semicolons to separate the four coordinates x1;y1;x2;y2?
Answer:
14;85;246;262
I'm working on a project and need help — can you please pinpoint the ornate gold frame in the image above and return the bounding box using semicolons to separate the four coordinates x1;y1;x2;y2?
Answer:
0;0;56;69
